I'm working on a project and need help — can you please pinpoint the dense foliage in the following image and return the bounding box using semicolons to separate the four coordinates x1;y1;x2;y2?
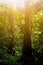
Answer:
0;3;43;65
32;11;43;52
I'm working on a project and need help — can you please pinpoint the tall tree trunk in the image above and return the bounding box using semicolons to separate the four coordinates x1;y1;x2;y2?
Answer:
23;2;32;55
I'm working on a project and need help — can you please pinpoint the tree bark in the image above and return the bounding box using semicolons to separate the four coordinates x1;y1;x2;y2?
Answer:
23;2;32;55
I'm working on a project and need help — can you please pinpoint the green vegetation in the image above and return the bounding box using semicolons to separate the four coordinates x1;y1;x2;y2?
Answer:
0;4;43;65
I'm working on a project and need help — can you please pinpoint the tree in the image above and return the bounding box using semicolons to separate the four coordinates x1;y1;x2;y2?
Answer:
0;5;15;55
23;2;32;55
5;7;15;54
22;0;43;55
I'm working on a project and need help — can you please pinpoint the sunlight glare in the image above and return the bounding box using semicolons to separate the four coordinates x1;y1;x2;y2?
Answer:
0;0;25;9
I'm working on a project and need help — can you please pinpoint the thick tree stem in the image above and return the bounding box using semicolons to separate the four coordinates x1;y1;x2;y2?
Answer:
23;7;32;56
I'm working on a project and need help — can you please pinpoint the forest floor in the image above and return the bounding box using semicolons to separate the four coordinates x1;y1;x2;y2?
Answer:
0;49;43;65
